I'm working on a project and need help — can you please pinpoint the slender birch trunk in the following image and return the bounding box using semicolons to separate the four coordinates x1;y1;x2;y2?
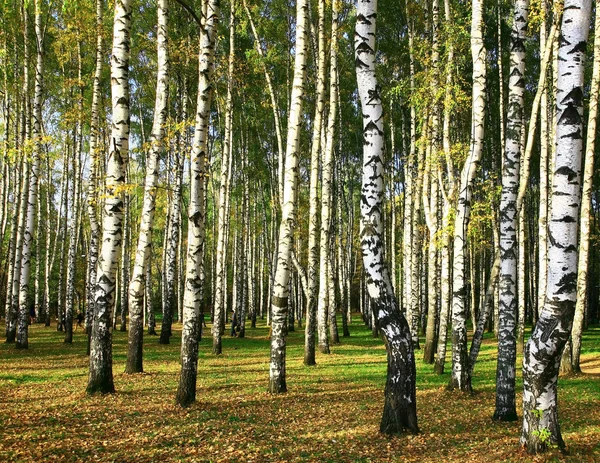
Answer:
126;0;169;371
16;0;36;349
212;0;235;355
448;0;486;392
65;41;84;343
494;0;528;421
268;0;308;393
87;0;132;394
162;83;185;343
571;0;600;373
521;0;591;452
176;0;219;406
355;0;418;434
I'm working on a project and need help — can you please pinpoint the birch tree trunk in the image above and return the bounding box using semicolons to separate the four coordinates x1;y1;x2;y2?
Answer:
356;0;418;435
494;0;528;421
571;0;600;373
306;0;327;359
87;0;132;394
16;0;37;349
521;0;591;452
212;0;235;355
176;0;219;406
126;0;169;371
268;0;308;393
448;0;486;392
86;0;104;347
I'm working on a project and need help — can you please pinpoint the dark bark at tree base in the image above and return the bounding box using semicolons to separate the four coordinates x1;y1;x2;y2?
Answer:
446;377;472;393
521;407;565;454
5;331;16;343
176;369;196;407
380;397;419;435
268;378;287;393
119;324;126;332
15;340;28;349
304;354;316;366
64;321;73;343
213;338;222;355
318;344;330;354
423;340;436;364
493;410;518;422
433;361;444;375
148;327;157;335
87;372;115;395
125;321;144;373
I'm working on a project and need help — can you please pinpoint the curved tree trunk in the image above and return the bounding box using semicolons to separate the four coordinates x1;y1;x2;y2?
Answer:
521;0;591;453
448;0;486;392
355;0;418;435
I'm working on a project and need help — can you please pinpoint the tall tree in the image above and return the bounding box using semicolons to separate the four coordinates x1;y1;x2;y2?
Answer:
87;0;133;394
268;0;308;394
355;0;418;434
494;0;528;422
571;0;600;373
126;0;169;371
176;0;220;406
521;0;591;453
448;0;486;392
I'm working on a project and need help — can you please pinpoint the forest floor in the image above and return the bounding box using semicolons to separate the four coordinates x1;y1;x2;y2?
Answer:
0;315;599;463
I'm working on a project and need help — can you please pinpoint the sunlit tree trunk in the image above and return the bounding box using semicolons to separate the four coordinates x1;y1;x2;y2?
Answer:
87;0;132;394
126;0;169;370
448;0;485;392
355;0;418;434
65;41;84;344
268;0;308;393
494;0;528;421
212;0;236;355
16;0;36;349
521;0;591;452
571;0;600;373
176;0;219;406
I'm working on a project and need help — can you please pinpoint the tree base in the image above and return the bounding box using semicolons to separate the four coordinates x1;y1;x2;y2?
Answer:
268;378;287;393
87;378;115;395
380;396;419;435
492;410;518;422
176;371;196;407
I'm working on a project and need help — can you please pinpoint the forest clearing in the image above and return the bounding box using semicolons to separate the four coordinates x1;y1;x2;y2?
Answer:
1;319;599;463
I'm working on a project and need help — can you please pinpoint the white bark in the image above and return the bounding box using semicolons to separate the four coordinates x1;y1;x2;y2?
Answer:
87;0;133;393
176;0;219;406
126;0;169;371
571;0;600;372
269;0;308;393
449;0;486;392
521;0;591;452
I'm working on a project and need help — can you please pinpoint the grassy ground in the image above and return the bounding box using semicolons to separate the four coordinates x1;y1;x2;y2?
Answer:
0;316;598;462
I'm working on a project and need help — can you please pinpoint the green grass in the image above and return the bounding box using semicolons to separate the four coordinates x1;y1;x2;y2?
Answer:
0;316;598;462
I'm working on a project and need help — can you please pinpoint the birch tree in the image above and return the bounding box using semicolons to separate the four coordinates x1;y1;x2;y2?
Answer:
126;0;169;372
521;0;591;452
87;0;132;394
268;0;308;393
448;0;486;392
571;0;600;373
494;0;528;422
176;0;219;406
355;0;418;434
